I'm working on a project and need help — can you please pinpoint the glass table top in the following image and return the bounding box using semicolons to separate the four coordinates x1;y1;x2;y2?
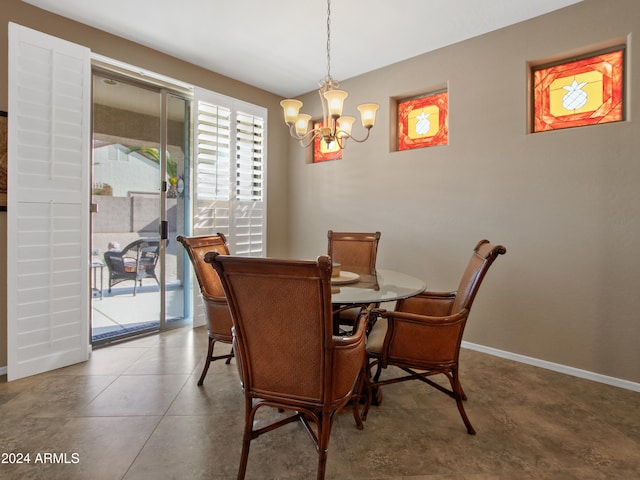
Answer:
330;269;426;305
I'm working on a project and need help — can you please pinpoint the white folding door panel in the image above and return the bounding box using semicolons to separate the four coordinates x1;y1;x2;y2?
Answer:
7;24;91;380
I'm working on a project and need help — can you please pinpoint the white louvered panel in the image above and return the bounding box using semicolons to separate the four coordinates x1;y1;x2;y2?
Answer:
8;24;90;380
235;110;264;202
14;201;85;376
193;88;266;253
232;201;264;257
196;102;231;202
193;200;231;237
14;41;85;201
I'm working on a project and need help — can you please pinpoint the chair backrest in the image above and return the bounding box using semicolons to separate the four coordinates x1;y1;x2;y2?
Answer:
327;230;381;275
206;254;336;403
451;239;507;314
176;233;229;300
135;238;160;267
104;237;160;270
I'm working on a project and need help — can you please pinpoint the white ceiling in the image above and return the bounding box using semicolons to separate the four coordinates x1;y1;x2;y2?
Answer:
24;0;582;98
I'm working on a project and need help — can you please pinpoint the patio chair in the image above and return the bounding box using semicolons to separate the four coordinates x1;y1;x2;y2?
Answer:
103;237;161;296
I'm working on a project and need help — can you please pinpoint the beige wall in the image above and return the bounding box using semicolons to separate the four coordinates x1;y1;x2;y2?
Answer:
286;0;640;384
2;0;639;386
0;0;291;368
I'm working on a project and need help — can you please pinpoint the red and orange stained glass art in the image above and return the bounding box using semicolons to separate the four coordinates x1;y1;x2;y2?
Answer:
313;121;341;162
533;49;624;132
397;91;448;151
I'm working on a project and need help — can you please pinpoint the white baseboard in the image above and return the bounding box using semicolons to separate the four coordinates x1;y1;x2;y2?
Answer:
462;341;640;393
0;366;7;376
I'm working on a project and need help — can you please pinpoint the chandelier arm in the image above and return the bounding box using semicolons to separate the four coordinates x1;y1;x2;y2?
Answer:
300;129;322;148
336;127;372;144
288;123;320;143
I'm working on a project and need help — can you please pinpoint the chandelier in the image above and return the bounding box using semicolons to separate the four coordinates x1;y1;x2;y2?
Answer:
280;0;379;150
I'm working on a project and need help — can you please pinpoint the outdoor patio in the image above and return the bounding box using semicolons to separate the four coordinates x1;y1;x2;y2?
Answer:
91;231;188;344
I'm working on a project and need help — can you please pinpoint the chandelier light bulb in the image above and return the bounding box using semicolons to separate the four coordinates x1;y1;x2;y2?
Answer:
280;99;303;125
323;89;348;118
357;103;380;128
295;114;311;136
337;116;355;136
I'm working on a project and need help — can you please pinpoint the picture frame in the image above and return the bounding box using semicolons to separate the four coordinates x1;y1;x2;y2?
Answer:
0;110;7;211
532;47;624;132
397;91;448;151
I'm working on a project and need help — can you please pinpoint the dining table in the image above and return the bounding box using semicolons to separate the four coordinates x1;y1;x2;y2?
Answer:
330;268;425;337
330;268;426;306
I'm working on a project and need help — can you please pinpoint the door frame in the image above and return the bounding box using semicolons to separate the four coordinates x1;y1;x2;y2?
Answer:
89;66;194;346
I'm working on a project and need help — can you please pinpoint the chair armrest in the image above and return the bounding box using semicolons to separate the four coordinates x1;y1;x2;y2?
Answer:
202;293;227;303
371;308;470;367
382;308;468;326
416;290;457;299
397;290;457;317
331;305;370;401
333;305;369;346
103;251;124;269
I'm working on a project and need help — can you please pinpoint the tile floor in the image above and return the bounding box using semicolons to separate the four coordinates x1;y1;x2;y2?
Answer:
1;326;639;479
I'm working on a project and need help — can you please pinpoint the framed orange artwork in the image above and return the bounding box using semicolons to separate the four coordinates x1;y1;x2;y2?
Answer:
397;91;448;151
313;121;342;162
533;48;624;132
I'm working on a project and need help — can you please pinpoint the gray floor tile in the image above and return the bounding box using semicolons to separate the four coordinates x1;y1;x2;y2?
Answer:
0;326;638;480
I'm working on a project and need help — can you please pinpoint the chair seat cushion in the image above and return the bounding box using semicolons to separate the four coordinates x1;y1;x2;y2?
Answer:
366;317;388;355
123;259;137;272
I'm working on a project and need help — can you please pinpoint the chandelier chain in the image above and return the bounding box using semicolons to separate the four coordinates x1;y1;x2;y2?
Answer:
326;0;331;81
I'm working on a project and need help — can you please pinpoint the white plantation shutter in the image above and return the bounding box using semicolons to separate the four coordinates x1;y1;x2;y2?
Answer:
196;102;232;202
234;111;265;256
190;89;266;327
193;88;266;256
7;24;91;380
194;101;231;241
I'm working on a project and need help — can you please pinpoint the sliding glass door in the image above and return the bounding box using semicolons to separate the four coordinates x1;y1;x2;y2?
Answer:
90;71;190;345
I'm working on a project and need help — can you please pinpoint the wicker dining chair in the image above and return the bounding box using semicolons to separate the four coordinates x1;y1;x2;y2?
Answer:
176;234;233;386
205;253;370;480
363;239;506;435
327;230;381;276
328;230;382;334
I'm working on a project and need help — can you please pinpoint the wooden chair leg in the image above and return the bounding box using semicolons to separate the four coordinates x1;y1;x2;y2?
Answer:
316;413;332;480
451;371;475;435
197;337;215;386
361;358;384;420
198;339;234;386
237;436;251;480
237;398;255;480
225;346;234;364
351;368;366;430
